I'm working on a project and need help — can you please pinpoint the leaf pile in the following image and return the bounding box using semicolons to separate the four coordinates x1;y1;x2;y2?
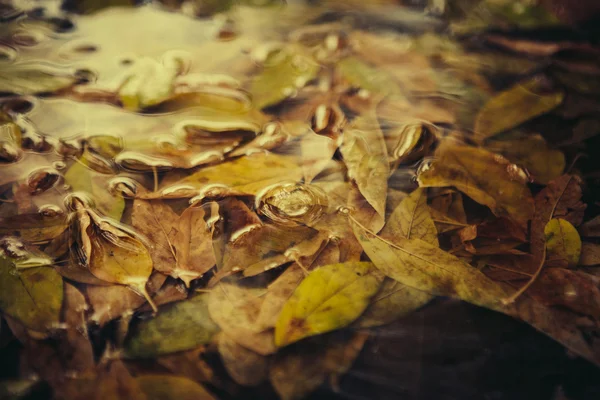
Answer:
2;0;600;399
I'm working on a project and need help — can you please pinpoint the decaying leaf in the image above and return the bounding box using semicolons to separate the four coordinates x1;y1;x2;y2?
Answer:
0;253;63;332
217;333;269;386
124;294;219;358
270;332;368;400
544;218;582;268
0;63;77;95
137;375;215;400
580;242;600;266
417;141;534;228
275;262;383;347
382;188;438;245
208;283;276;355
474;77;564;140
336;56;402;97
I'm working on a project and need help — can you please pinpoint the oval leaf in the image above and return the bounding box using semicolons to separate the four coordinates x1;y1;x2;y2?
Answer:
274;262;383;347
545;218;582;268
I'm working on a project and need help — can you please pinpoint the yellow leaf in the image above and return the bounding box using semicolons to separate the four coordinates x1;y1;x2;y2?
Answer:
137;375;215;400
250;47;319;109
337;56;402;97
382;188;438;246
475;77;564;140
544;218;582;268
274;262;383;347
417;142;534;228
351;218;509;310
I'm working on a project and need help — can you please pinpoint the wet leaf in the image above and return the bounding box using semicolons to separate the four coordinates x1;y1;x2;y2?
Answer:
270;332;368;400
340;115;389;232
544;218;582;268
300;132;338;184
208;283;276;355
250;46;319;109
336;57;402;97
474;77;564;140
417;142;534;228
137;375;215;400
580;215;600;238
0;253;63;332
486;133;565;184
274;262;383;347
351;219;509;310
0;111;22;163
125;294;219;358
0;63;76;95
580;242;600;266
64;162;125;220
141;152;302;199
218;333;269;386
382;188;438;245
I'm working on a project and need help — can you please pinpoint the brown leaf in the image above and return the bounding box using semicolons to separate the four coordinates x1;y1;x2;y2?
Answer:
581;242;600;266
207;283;276;355
417;142;534;228
580;215;600;238
458;218;527;255
217;333;269;386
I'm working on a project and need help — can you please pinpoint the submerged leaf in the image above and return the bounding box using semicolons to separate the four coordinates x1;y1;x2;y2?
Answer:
125;294;219;358
250;47;319;109
417;142;534;228
0;254;63;332
336;57;402;97
137;375;215;400
0;111;22;163
217;333;269;386
382;188;438;245
544;218;582;268
0;63;76;95
475;77;564;140
275;262;383;347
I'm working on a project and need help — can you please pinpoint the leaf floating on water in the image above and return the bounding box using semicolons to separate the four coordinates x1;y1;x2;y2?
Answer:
250;46;319;109
137;375;215;400
0;111;22;163
474;77;564;140
0;63;77;95
544;218;582;268
336;56;403;97
217;333;269;387
0;253;63;332
141;152;303;199
64;161;125;221
417;142;534;228
124;294;219;358
274;262;383;347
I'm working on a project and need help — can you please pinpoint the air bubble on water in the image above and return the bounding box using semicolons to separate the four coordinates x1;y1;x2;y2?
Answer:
38;204;63;218
108;177;138;198
53;161;67;170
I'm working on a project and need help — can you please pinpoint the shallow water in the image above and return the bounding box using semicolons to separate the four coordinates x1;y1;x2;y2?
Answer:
2;1;600;399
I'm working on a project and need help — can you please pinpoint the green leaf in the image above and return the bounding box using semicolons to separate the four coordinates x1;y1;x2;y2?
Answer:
474;77;564;140
0;255;63;332
64;162;125;220
0;63;76;95
137;375;215;400
545;218;582;268
124;294;219;358
250;47;319;109
274;262;383;347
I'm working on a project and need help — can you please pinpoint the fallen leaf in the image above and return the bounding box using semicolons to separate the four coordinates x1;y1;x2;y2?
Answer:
124;294;219;358
486;133;565;184
340;115;389;232
249;46;319;109
351;218;509;310
417;142;534;228
0;253;63;332
274;261;383;347
0;111;22;163
458;217;527;255
336;56;402;97
0;63;77;95
64;161;125;220
300;132;339;184
580;215;600;237
474;77;564;140
137;375;215;400
217;333;269;386
156;346;215;386
544;218;582;267
382;188;438;245
580;242;600;266
270;331;368;400
208;283;276;355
